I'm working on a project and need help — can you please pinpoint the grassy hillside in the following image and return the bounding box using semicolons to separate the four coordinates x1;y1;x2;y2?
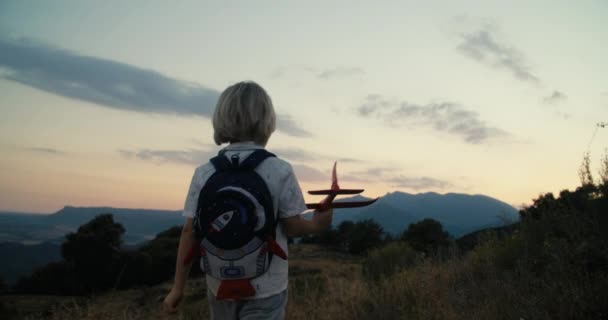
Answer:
2;244;364;320
3;178;606;319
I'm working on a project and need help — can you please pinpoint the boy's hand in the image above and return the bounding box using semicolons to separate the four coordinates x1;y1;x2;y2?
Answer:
282;208;334;237
163;289;183;314
312;208;333;230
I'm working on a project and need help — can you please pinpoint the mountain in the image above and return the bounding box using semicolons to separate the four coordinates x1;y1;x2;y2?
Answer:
0;192;518;244
46;206;184;243
331;192;518;237
0;207;184;285
0;206;184;245
0;192;517;285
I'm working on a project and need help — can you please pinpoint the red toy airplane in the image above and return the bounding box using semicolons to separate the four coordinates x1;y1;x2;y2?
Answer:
306;162;378;211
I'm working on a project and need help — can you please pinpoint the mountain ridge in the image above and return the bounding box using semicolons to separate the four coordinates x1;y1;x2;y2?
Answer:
1;191;519;241
0;192;518;284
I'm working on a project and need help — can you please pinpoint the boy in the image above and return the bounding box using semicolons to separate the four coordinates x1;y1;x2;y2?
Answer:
163;81;333;319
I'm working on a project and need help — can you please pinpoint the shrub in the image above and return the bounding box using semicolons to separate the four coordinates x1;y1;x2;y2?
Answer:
401;218;451;254
362;241;420;282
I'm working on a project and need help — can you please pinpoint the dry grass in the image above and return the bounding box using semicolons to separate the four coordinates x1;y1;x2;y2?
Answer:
286;245;364;320
3;244;361;320
2;279;210;320
5;242;606;320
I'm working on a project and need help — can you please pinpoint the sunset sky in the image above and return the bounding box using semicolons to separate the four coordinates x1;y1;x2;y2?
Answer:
1;0;607;213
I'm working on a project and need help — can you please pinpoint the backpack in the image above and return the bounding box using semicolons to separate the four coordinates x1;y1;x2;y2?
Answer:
192;149;287;300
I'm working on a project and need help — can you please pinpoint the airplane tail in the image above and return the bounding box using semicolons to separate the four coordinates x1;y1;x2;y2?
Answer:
331;161;339;190
308;162;363;195
305;161;379;210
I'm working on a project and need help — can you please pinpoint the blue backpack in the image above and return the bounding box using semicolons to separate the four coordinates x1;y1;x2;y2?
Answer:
192;149;287;300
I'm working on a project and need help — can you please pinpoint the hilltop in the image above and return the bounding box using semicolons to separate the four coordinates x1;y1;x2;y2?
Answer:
334;191;517;236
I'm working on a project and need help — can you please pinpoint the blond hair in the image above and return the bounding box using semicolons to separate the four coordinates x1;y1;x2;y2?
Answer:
212;81;276;146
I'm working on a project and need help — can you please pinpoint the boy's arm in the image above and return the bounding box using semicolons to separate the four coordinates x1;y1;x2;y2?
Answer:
163;218;195;313
282;208;333;237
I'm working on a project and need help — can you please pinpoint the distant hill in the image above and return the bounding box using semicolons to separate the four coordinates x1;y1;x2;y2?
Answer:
332;192;518;237
0;193;518;242
0;192;517;285
0;206;184;245
0;207;184;285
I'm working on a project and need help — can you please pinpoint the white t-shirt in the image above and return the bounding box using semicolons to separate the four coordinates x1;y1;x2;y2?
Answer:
182;142;308;299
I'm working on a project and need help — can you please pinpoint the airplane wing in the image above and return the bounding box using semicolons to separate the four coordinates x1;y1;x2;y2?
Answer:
308;189;364;195
306;198;378;210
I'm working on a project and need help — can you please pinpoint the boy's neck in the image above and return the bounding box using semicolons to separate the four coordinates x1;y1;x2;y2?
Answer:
226;141;264;149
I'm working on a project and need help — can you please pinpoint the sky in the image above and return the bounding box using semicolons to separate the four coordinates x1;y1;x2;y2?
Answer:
0;0;607;213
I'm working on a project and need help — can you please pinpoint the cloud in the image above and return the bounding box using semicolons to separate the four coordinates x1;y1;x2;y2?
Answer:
342;165;452;190
269;65;364;80
389;176;451;190
118;146;343;172
272;148;316;162
276;114;312;137
272;147;363;164
118;148;217;166
317;67;365;79
0;37;217;115
541;90;570;118
543;91;567;104
292;164;328;182
457;26;540;84
339;167;397;184
357;95;507;144
349;167;399;177
25;147;66;155
0;36;310;137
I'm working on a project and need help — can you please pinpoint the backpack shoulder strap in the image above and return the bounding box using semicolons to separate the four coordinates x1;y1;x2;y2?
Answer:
210;150;233;172
240;149;276;170
209;149;276;172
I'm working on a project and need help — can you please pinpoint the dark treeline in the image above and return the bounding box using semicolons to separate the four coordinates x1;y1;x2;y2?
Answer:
301;217;454;257
12;216;456;295
12;215;198;295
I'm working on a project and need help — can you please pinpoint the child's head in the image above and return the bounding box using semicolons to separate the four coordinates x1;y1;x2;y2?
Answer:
212;81;276;146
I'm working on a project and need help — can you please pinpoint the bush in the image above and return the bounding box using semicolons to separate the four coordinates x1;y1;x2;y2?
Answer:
114;226;184;288
300;220;385;254
362;242;420;282
14;261;76;295
344;220;385;254
401;218;451;254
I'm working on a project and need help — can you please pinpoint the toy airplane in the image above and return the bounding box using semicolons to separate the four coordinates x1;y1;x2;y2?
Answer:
306;162;378;211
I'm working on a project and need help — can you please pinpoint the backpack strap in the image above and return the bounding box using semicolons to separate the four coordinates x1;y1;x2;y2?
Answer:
210;151;233;172
240;149;276;170
210;149;276;172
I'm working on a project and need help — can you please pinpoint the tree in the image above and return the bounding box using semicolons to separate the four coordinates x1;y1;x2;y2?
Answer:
299;226;341;247
299;220;384;254
579;152;594;186
61;213;125;293
115;226;184;288
401;218;451;254
599;150;608;196
344;220;385;255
